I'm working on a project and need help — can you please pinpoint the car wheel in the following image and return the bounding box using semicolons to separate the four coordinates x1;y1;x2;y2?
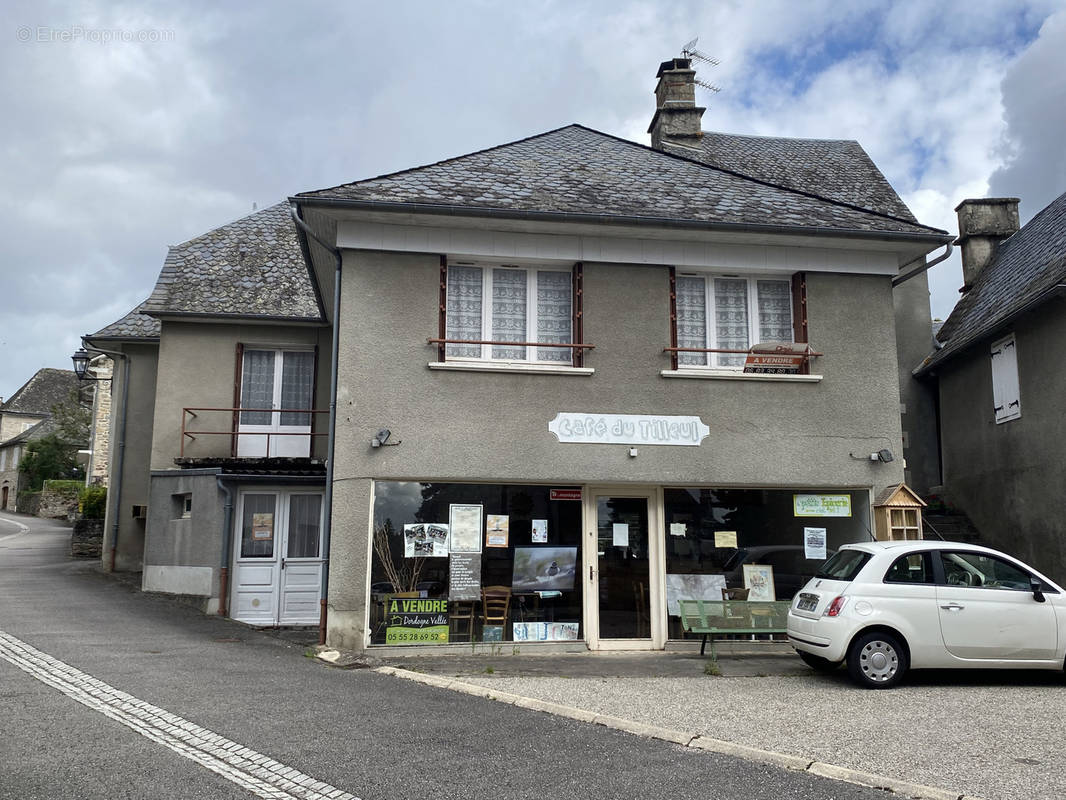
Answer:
797;650;840;673
847;631;907;689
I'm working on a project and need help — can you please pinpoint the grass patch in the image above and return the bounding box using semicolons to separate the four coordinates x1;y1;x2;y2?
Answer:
703;660;722;676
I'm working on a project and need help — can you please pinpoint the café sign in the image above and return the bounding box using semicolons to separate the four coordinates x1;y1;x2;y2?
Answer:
548;413;709;446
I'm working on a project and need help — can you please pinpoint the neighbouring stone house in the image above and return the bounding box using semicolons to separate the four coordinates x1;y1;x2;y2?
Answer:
915;191;1066;582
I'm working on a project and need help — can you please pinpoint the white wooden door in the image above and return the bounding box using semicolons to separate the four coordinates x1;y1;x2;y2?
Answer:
232;491;324;626
237;350;314;457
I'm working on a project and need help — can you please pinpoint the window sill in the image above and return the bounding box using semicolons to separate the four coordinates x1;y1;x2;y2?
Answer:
429;361;595;376
660;369;823;383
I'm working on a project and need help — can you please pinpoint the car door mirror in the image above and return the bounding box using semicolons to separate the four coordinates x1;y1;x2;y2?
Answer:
1031;578;1047;603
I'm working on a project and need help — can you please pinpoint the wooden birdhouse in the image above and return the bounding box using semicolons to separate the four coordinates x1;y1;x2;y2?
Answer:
873;484;926;541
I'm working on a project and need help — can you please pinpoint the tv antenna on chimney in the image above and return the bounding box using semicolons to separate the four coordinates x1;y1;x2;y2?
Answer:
681;37;721;93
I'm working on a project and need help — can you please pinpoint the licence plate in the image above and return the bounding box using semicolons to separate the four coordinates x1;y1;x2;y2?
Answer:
797;593;819;612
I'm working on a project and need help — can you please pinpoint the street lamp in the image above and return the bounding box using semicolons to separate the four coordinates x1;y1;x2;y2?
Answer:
71;348;111;381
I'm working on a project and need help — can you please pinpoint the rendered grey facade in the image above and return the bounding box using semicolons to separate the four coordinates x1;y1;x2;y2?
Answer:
86;57;952;651
916;192;1066;582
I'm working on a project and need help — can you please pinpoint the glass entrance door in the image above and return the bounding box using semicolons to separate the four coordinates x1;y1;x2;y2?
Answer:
591;493;655;645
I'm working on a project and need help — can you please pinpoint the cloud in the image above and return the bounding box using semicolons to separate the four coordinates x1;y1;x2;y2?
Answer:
988;9;1066;220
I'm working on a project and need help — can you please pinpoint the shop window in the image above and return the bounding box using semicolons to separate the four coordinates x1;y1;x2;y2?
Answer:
370;482;583;646
662;487;870;636
990;333;1021;423
437;261;590;366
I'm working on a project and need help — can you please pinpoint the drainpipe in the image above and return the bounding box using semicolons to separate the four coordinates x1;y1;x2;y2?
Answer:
290;202;342;646
83;344;129;572
217;476;234;616
892;242;953;287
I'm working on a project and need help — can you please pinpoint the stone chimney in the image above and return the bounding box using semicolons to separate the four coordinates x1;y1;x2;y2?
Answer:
648;58;705;150
955;198;1020;291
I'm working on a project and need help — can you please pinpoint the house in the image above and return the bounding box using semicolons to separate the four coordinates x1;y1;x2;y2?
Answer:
88;57;951;652
80;304;160;570
915;191;1066;581
0;368;82;511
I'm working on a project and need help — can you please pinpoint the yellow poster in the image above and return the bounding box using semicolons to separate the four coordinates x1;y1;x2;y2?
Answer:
714;530;738;548
251;513;274;541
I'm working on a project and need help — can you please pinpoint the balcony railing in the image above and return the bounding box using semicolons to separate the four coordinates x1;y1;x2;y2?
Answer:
662;344;822;373
180;407;329;458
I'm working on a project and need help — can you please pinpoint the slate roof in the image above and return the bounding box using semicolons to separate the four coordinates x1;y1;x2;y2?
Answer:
661;131;918;223
87;303;161;341
141;202;322;321
1;369;80;416
917;190;1066;374
298;125;945;238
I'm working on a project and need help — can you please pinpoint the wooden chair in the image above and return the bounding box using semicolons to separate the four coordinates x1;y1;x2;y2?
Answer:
449;600;477;642
481;585;512;639
633;580;649;638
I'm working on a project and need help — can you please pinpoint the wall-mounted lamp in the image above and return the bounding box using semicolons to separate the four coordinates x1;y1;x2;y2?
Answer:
872;448;894;463
371;428;401;448
71;348;112;381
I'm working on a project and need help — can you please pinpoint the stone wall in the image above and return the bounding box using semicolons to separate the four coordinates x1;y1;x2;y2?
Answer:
37;481;80;520
72;518;104;558
87;359;113;485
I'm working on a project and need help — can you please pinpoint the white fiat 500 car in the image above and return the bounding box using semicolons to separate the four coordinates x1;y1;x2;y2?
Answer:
787;540;1065;689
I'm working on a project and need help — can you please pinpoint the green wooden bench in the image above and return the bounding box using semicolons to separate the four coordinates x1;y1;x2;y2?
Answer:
678;599;792;659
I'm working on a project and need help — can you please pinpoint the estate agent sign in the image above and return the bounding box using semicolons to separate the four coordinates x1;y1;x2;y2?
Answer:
384;598;449;645
548;413;709;446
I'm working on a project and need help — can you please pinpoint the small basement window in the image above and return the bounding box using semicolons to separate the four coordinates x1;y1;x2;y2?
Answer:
172;493;192;519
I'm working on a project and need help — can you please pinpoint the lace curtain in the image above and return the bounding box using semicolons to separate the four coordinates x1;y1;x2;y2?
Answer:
286;494;322;558
446;266;483;358
280;351;314;426
676;276;708;366
536;270;571;362
240;350;275;425
492;268;527;359
757;280;793;342
714;278;749;367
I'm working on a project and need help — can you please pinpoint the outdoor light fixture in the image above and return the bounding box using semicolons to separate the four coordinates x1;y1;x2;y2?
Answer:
71;348;111;381
371;428;400;448
873;448;894;463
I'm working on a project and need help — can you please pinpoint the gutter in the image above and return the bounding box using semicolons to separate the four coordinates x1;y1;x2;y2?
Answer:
80;341;129;573
290;201;342;646
294;196;953;248
216;477;234;617
892;242;953;287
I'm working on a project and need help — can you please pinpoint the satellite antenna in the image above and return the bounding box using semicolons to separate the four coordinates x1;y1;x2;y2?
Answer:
681;36;721;93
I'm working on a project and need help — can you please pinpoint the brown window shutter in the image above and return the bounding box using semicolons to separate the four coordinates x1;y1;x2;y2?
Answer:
438;255;448;362
232;343;244;456
791;272;808;343
668;267;679;371
572;262;584;367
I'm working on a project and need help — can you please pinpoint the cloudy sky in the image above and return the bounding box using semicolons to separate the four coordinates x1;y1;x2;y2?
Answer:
2;0;1064;401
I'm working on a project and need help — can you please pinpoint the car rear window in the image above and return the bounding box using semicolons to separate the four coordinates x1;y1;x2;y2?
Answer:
815;550;871;580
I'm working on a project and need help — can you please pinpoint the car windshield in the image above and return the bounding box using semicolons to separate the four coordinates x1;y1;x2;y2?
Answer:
815;549;870;580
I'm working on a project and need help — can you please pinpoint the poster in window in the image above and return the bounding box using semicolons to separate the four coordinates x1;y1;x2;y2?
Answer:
743;563;776;601
404;523;450;557
612;523;629;547
448;504;483;553
384;598;449;645
804;527;827;560
251;513;274;541
512;547;577;593
531;519;548;543
449;553;481;601
665;573;727;616
485;514;509;548
714;530;738;548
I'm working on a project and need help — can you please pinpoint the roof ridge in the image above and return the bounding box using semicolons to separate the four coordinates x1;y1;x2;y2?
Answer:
300;123;945;235
298;124;587;197
169;200;290;250
703;129;859;145
654;136;940;233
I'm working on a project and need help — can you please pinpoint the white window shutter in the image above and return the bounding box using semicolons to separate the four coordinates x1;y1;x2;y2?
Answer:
990;333;1021;423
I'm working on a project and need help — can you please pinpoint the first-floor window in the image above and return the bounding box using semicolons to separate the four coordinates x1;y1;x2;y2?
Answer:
676;274;793;368
446;264;573;363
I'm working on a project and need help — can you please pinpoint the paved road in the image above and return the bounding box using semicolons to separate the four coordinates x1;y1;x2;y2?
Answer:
0;512;888;800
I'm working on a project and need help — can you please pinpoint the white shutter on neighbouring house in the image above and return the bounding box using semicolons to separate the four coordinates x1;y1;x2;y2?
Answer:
990;333;1021;423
